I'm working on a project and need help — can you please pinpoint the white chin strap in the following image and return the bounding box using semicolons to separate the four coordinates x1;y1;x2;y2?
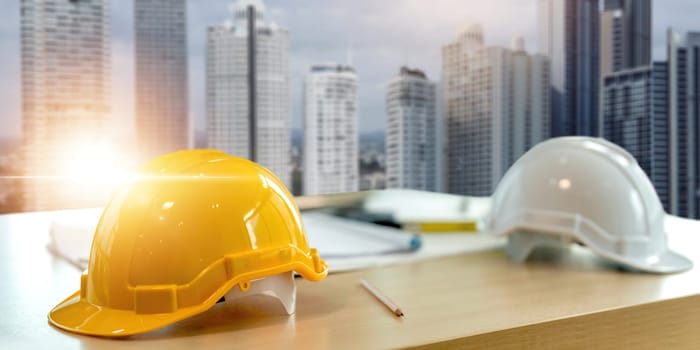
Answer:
222;271;296;315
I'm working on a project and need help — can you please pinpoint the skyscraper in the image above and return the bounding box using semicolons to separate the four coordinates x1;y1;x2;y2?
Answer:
134;0;189;162
303;63;359;195
509;36;551;167
601;0;652;73
20;0;111;211
442;25;550;196
600;8;624;76
385;67;437;191
651;61;670;210
600;0;652;137
538;0;600;137
602;67;670;210
442;23;493;195
668;30;700;218
600;0;668;209
206;0;291;186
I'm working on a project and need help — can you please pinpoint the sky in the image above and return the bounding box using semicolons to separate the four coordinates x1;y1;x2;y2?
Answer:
0;0;699;140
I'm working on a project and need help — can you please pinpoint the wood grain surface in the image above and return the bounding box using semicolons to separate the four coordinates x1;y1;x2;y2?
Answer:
1;211;699;349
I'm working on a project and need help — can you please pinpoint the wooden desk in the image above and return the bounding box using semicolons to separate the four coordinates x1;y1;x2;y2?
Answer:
1;211;700;349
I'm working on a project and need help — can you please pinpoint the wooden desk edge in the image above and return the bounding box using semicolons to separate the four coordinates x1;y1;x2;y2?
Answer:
409;293;700;349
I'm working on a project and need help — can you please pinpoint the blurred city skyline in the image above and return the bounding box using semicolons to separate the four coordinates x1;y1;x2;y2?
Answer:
3;0;700;215
1;0;698;140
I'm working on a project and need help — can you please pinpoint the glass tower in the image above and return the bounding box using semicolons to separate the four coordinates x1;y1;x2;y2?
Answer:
134;0;189;162
303;63;359;195
20;0;111;211
538;0;600;137
385;67;438;192
206;0;291;187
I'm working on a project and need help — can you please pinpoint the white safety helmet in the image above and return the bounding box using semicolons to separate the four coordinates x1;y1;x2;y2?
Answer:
488;137;692;273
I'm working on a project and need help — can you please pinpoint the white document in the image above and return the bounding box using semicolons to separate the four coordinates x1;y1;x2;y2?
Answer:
362;189;492;224
48;208;504;273
301;211;421;258
48;208;103;270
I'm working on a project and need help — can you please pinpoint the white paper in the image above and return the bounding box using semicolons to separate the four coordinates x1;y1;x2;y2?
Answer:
362;189;492;223
301;211;420;258
48;208;504;273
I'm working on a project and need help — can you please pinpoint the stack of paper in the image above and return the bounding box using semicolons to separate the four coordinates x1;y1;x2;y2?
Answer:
301;211;420;258
47;198;504;273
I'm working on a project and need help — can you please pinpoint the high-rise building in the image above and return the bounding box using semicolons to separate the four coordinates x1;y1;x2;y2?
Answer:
651;61;670;210
303;63;359;195
442;25;550;196
508;36;551;167
442;23;496;196
434;84;446;192
385;67;437;191
600;0;669;210
20;0;111;211
667;30;700;218
601;0;651;74
600;8;624;76
206;0;291;186
134;0;189;162
538;0;600;137
600;0;652;137
602;66;670;210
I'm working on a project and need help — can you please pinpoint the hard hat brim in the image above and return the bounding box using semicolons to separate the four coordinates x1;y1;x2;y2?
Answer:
48;290;220;337
497;225;693;274
49;258;328;337
620;248;694;274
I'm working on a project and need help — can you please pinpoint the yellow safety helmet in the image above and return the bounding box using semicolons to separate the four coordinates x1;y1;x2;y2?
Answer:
48;150;328;337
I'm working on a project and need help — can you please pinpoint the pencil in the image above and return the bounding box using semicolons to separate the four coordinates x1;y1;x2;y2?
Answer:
360;278;405;318
401;220;479;233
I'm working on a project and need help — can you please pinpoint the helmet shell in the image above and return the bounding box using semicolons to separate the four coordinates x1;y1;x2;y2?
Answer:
489;137;692;273
49;150;327;336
